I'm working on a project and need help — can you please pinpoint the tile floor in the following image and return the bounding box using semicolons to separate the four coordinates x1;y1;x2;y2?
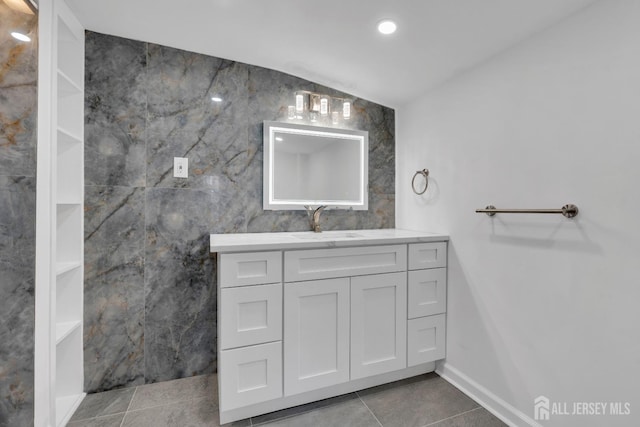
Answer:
68;373;506;427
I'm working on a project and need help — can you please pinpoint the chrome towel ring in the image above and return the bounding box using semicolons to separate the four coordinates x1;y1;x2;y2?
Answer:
411;169;429;195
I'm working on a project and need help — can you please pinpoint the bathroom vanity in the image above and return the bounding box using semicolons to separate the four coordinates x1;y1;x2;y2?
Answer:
211;229;449;424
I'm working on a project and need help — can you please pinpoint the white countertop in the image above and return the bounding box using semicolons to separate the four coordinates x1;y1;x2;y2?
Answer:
210;229;449;253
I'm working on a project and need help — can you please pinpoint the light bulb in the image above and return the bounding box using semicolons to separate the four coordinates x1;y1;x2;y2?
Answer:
320;97;329;115
343;101;351;119
295;94;304;113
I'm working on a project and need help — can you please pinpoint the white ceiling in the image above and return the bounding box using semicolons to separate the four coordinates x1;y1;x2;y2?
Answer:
67;0;599;108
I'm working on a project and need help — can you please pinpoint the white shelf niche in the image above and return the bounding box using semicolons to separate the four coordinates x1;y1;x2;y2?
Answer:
56;129;83;204
57;72;83;139
55;326;85;427
56;203;82;265
57;16;83;87
56;266;82;326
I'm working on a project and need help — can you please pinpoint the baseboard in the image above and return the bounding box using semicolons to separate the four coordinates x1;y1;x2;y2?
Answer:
436;362;541;427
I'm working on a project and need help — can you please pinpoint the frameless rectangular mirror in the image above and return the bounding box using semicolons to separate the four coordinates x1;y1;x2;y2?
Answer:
263;121;368;210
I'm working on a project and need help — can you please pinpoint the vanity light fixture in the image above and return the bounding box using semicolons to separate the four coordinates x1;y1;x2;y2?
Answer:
290;90;352;125
377;19;397;35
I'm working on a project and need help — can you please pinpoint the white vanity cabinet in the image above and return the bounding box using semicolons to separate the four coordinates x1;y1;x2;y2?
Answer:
212;229;448;424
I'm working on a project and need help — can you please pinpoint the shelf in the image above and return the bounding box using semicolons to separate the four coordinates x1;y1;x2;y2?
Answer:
56;393;86;427
56;321;81;345
56;199;82;206
56;261;81;276
57;69;82;97
58;126;82;144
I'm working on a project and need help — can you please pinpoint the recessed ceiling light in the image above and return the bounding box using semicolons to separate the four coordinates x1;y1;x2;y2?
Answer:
211;96;223;102
377;19;397;35
11;31;31;42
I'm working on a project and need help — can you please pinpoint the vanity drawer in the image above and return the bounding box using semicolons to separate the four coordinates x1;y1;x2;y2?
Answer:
219;341;283;411
220;283;282;350
408;242;447;270
408;268;447;319
219;251;282;287
284;245;407;282
408;314;446;366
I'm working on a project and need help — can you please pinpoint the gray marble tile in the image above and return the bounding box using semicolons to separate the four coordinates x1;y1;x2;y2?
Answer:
0;176;35;427
144;188;236;382
83;33;396;394
251;393;359;425
254;397;379;427
129;375;215;411
84;186;145;393
0;9;38;178
0;175;36;266
358;374;479;427
430;407;507;427
70;388;135;422
85;32;147;187
84;185;145;250
146;44;249;190
122;396;236;427
68;413;126;427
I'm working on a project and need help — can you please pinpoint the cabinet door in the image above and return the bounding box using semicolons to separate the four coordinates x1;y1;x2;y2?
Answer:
284;278;350;396
351;272;407;380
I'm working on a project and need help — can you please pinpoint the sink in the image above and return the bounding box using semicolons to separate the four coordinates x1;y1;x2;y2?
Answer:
293;232;363;240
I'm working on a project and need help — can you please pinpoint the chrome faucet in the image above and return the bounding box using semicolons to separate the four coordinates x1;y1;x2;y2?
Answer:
304;205;327;233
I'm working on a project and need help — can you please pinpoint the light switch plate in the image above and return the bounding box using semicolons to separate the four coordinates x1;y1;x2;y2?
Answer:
174;157;188;178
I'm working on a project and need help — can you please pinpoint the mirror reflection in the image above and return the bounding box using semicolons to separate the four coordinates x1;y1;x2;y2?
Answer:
263;122;368;210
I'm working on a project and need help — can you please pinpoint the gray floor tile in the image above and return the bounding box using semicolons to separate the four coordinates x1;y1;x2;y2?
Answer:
428;407;507;427
255;398;380;427
358;374;479;427
129;374;216;410
251;393;359;425
122;396;237;427
67;413;125;427
70;388;135;421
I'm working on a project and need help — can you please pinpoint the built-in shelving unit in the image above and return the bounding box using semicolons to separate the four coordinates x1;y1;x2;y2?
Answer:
35;0;85;425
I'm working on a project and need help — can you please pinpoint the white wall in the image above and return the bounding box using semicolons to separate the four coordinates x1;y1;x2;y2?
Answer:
397;1;640;426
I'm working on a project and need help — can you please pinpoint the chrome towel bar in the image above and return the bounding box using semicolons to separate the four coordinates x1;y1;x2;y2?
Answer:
476;204;579;218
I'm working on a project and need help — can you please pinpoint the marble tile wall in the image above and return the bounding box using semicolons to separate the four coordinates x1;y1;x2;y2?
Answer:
0;5;38;427
84;31;395;393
